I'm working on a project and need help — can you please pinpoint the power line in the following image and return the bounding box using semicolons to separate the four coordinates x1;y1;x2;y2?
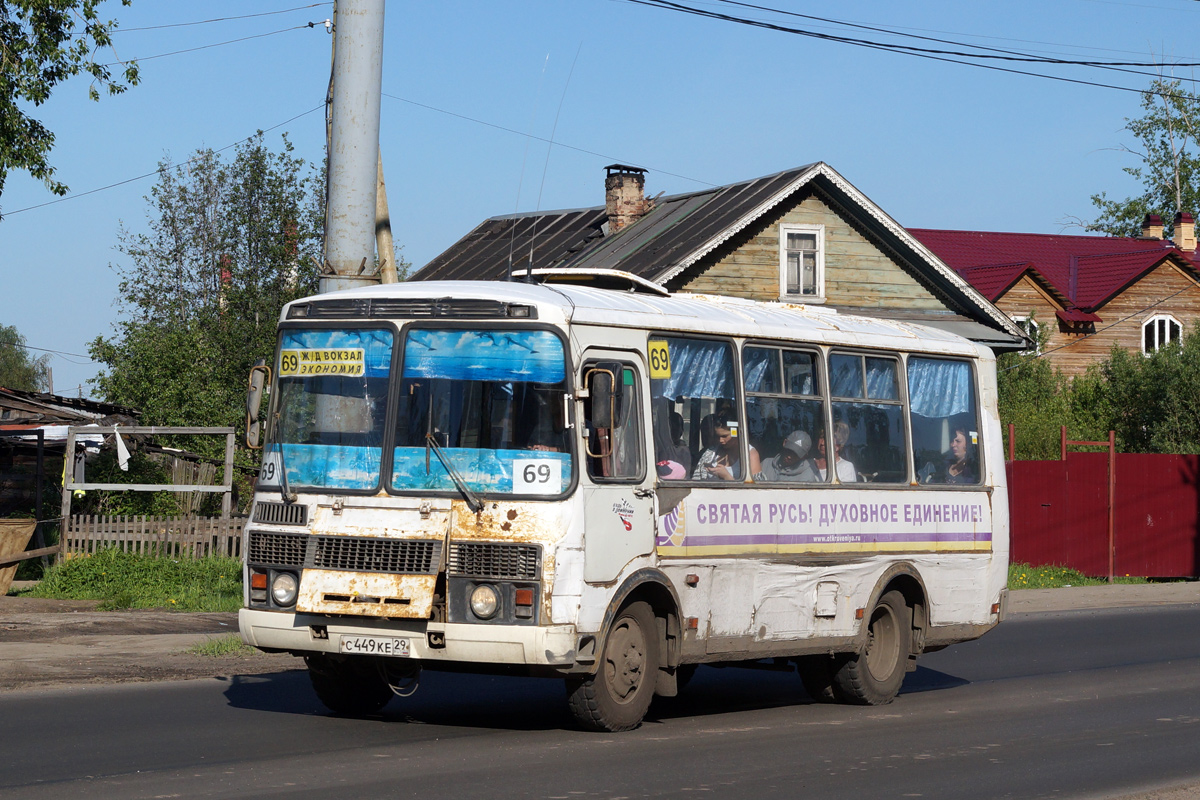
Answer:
383;93;716;188
13;344;97;364
2;105;325;217
98;23;324;68
113;4;331;33
709;0;1200;84
625;0;1200;98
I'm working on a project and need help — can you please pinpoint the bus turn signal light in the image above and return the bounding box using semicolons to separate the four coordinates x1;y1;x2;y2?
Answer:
514;588;534;606
250;572;268;590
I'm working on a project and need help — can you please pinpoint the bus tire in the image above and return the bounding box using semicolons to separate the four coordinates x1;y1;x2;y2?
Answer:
566;601;659;731
305;654;393;716
833;590;911;705
796;655;845;703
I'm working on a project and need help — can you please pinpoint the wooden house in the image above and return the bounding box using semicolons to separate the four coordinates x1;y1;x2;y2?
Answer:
416;163;1026;351
911;214;1200;376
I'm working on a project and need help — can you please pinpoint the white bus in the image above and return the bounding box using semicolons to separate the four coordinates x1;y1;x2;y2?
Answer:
240;272;1009;731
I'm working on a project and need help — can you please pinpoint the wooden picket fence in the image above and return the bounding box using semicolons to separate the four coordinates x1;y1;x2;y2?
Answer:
64;515;245;559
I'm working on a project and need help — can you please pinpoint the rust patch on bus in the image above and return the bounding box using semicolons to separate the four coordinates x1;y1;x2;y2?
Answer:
448;500;565;622
448;500;557;544
296;569;435;618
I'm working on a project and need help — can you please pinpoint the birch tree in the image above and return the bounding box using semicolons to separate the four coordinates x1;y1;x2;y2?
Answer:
1089;79;1200;237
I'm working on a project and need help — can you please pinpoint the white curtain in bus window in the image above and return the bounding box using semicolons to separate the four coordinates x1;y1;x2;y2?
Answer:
650;338;738;481
269;328;394;491
828;353;906;483
743;346;825;482
908;357;979;485
391;329;572;496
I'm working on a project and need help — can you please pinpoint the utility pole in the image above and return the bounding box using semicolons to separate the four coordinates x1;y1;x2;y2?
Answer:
321;0;386;294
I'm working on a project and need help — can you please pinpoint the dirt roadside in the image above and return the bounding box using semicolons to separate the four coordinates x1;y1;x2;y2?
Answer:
1;582;1196;693
0;594;298;691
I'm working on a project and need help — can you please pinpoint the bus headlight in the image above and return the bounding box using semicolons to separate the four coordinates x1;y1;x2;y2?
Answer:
271;572;299;607
470;584;500;619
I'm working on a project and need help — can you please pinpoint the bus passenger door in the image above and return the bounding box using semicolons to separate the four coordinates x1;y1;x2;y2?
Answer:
580;356;654;584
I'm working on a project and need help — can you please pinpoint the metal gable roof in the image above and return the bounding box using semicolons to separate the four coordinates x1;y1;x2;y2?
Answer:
911;228;1200;312
413;163;1024;346
416;207;607;281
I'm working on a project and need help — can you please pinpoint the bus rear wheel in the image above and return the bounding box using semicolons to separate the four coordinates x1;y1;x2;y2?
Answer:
567;601;660;732
305;654;394;716
832;590;911;705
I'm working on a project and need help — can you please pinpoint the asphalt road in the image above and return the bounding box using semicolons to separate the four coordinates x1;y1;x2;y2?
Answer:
1;604;1198;800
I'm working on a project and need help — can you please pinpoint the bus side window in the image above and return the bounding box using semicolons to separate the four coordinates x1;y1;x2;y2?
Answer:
908;357;981;485
744;346;825;483
584;364;643;481
829;353;907;483
649;337;739;481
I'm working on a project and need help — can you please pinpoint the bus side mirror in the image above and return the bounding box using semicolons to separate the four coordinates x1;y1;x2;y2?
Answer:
246;361;272;449
586;362;624;430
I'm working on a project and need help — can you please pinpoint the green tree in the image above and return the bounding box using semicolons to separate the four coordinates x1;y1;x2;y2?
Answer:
0;322;50;390
90;133;324;455
1095;326;1200;453
1089;78;1200;237
0;0;138;211
997;342;1072;460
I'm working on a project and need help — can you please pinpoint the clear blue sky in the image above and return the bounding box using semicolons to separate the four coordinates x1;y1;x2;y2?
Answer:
2;0;1196;399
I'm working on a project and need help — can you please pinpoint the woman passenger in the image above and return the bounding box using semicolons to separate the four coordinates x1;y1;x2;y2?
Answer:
693;416;761;481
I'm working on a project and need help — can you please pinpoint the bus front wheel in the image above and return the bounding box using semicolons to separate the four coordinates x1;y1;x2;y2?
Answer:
832;590;911;705
305;654;394;716
566;601;660;732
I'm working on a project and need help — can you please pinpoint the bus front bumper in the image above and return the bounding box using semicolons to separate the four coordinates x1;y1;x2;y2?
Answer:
239;608;578;667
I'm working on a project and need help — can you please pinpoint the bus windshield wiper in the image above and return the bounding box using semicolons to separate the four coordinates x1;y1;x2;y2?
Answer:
425;433;482;513
270;429;298;504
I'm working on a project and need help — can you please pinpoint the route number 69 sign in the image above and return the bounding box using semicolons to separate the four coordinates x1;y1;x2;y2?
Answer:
513;458;562;494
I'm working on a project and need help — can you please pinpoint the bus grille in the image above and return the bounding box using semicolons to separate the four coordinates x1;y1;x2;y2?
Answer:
247;531;308;566
312;536;441;574
246;531;441;575
448;542;541;580
253;501;308;526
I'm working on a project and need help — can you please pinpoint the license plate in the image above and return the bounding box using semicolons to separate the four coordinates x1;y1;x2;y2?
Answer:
339;635;411;657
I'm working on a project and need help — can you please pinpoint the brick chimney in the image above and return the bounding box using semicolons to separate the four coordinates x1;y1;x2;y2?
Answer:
1173;212;1196;251
1141;213;1164;239
604;164;648;234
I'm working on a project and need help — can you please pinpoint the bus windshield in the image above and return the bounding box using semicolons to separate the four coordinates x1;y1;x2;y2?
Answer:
263;327;394;491
392;328;573;497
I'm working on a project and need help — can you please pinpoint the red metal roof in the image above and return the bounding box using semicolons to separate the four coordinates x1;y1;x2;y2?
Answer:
911;228;1197;312
1055;308;1101;323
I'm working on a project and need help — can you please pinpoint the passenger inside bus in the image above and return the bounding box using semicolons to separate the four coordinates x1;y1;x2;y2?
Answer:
810;421;857;482
943;426;978;483
652;398;691;479
693;416;761;481
755;429;817;482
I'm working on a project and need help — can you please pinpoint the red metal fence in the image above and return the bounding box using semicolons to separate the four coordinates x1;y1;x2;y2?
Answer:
1007;452;1200;578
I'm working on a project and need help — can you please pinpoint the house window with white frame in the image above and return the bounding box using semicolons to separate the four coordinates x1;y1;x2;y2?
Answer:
1142;314;1182;354
1012;315;1040;354
780;224;824;300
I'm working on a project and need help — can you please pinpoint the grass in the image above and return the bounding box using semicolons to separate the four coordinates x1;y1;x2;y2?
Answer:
22;548;243;611
188;634;257;657
1009;562;1150;589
